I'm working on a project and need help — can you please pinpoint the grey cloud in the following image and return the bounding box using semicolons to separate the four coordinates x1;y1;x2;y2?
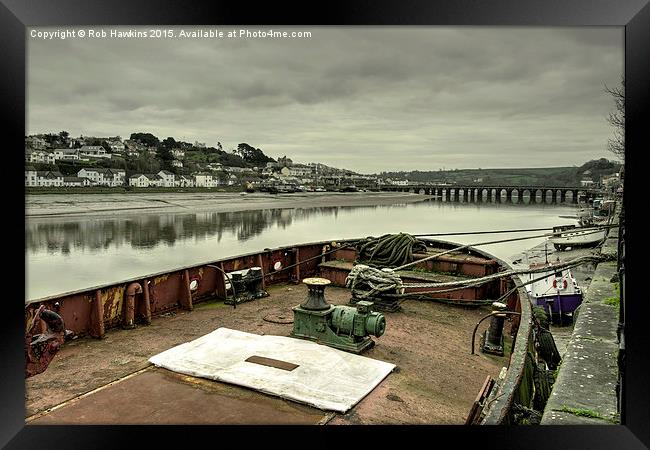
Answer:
27;26;622;173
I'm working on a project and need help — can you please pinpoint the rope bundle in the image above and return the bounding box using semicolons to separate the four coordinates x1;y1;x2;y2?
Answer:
345;254;606;303
356;233;428;268
346;264;404;299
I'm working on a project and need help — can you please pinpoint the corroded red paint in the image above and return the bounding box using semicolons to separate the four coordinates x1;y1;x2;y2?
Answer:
25;305;66;378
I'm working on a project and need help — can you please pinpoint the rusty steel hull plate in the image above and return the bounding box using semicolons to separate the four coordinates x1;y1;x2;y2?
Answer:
28;367;327;425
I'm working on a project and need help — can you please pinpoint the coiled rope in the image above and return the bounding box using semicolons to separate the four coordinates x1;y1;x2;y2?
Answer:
355;233;428;268
345;264;405;300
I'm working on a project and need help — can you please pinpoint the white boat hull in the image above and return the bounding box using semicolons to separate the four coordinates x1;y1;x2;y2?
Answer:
548;228;606;249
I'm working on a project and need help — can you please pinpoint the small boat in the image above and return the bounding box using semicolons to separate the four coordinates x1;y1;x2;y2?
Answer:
548;224;607;251
525;261;583;324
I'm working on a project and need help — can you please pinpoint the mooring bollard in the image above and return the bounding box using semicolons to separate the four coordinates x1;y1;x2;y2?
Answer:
482;302;507;356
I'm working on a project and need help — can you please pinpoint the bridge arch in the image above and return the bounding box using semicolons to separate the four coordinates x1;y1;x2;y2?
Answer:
511;188;519;203
544;189;554;203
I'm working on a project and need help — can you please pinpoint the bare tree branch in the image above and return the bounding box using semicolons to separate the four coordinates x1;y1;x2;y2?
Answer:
604;77;625;160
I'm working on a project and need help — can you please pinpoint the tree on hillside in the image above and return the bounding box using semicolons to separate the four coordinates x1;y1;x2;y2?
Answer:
130;132;160;148
161;137;177;149
605;78;624;161
219;152;247;167
156;146;174;171
234;143;276;165
58;131;69;145
127;152;161;174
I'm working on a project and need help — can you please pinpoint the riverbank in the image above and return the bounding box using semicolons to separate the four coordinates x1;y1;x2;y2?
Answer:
26;191;432;218
505;210;621;425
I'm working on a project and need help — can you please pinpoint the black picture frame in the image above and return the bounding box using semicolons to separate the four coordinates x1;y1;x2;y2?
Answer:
2;0;648;447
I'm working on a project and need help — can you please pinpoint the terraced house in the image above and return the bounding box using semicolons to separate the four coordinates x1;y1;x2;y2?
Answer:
77;168;126;187
128;173;162;187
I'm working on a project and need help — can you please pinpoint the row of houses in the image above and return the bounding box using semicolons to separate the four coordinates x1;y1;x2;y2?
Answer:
128;171;238;187
25;167;126;187
25;167;239;188
26;146;112;164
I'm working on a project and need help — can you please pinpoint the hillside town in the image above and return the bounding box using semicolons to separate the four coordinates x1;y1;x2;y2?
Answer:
24;132;380;191
25;132;622;192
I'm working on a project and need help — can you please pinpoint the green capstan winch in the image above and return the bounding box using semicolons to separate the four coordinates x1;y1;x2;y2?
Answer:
291;277;386;354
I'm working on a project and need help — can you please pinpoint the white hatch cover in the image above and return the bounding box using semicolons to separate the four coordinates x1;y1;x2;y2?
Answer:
149;327;395;413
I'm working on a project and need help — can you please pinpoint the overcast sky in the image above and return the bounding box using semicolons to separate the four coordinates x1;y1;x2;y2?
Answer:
27;26;623;173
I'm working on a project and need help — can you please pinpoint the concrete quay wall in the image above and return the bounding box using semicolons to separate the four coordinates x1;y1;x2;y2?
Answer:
541;209;621;425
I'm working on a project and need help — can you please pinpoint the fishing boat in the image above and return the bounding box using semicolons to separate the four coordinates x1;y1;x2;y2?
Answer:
524;261;583;325
548;224;607;251
24;233;557;425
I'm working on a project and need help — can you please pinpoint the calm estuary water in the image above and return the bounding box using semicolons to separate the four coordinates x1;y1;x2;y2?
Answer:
25;198;579;300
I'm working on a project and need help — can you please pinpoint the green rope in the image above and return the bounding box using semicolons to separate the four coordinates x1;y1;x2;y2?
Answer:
356;233;428;268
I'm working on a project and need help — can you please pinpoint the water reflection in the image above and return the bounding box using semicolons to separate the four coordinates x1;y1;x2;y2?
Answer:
26;206;388;254
26;200;578;300
26;201;567;255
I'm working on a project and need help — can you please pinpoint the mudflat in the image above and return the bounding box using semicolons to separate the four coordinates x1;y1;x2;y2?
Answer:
26;192;432;218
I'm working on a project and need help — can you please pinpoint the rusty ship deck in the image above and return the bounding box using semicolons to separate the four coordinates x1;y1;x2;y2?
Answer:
24;238;530;425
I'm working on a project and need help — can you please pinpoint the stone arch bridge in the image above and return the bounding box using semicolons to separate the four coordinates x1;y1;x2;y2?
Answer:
379;184;602;204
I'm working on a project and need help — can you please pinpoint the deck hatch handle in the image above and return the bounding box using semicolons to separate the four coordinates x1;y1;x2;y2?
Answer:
245;355;299;371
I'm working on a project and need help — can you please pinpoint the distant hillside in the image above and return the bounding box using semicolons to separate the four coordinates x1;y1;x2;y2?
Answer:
379;159;621;187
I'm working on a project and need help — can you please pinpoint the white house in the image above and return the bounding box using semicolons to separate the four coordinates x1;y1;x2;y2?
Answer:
124;140;145;156
77;168;125;187
25;166;38;187
172;160;183;168
176;175;195;187
171;148;185;159
79;145;111;159
194;173;216;187
224;166;253;174
63;176;92;187
107;140;125;153
25;136;47;149
53;148;80;161
36;171;64;187
286;164;312;177
128;173;160;187
146;174;162;187
129;174;149;187
157;170;175;187
26;149;56;165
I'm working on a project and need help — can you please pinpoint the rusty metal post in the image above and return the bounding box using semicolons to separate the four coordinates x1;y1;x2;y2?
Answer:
92;289;105;338
294;247;301;281
180;270;193;311
123;282;143;329
142;278;152;325
257;254;266;290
